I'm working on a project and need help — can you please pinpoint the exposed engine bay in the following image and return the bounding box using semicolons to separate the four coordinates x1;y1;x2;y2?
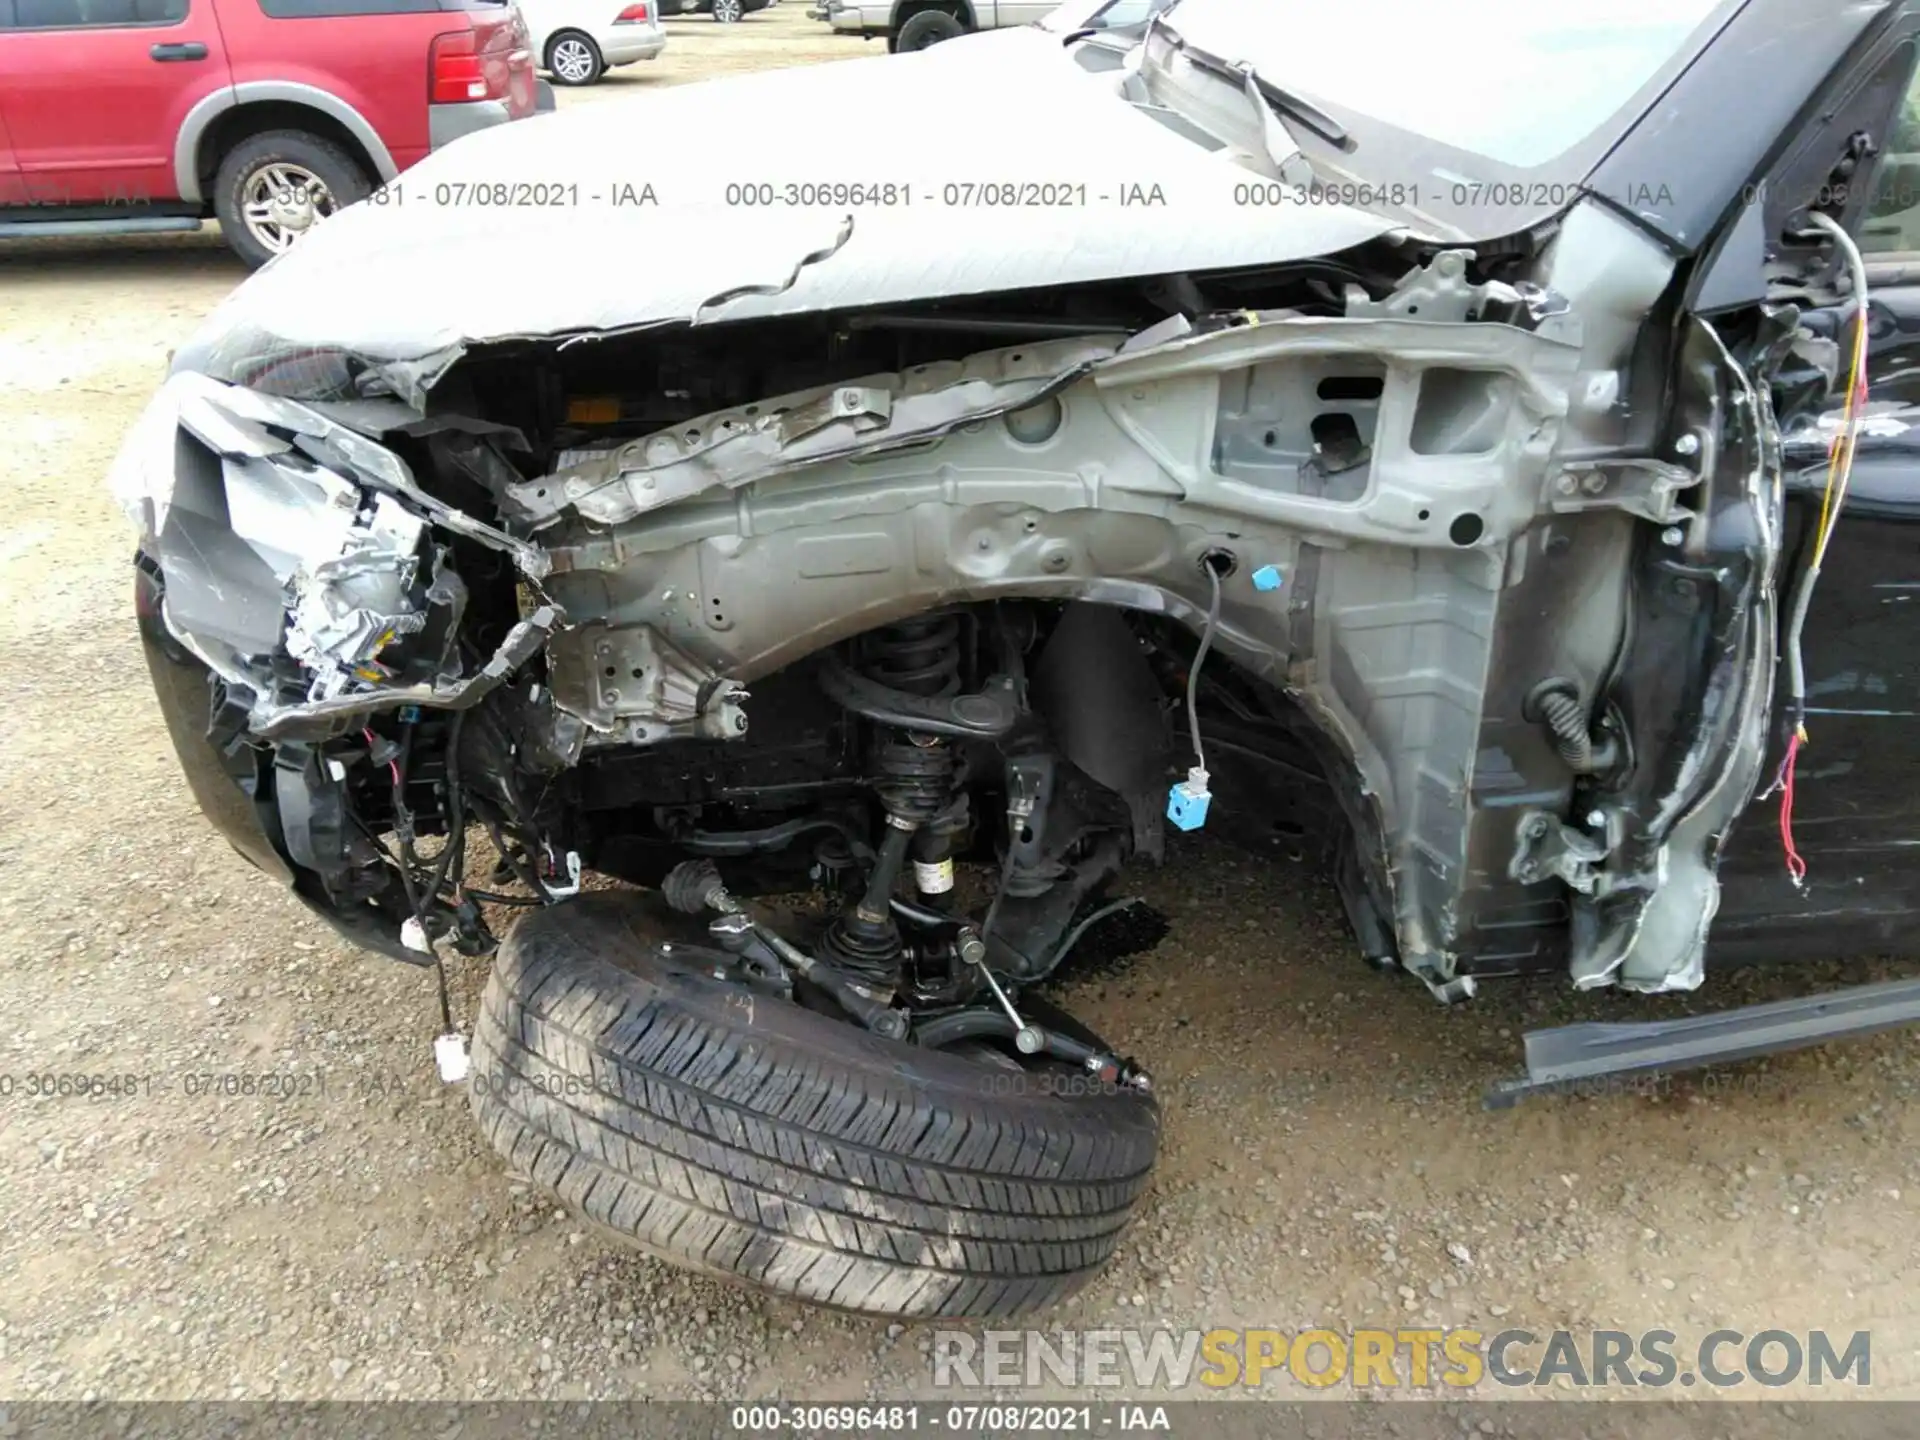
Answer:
117;202;1807;1065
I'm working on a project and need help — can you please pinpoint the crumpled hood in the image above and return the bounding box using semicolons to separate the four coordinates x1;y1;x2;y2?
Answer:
178;25;1402;385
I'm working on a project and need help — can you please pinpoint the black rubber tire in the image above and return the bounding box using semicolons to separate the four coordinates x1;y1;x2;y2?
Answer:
212;129;369;271
468;893;1160;1317
545;30;605;85
895;9;964;49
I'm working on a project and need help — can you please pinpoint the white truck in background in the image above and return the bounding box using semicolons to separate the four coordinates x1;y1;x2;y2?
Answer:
817;0;1055;51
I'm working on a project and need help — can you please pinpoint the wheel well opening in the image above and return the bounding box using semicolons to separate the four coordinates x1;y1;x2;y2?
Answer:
565;597;1364;930
1147;607;1354;865
196;102;379;197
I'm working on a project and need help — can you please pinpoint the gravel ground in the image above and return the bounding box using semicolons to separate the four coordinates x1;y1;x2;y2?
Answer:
1;9;1918;1412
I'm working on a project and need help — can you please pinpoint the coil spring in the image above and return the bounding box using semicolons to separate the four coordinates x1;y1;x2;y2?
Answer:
862;613;962;698
863;614;963;823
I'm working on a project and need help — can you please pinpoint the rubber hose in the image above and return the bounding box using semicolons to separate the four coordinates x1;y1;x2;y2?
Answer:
1538;688;1595;773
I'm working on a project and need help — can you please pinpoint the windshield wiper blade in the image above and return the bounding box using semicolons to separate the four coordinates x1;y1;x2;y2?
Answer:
1244;64;1351;151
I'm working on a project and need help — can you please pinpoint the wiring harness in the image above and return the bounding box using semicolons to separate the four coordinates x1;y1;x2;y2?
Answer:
1775;211;1871;886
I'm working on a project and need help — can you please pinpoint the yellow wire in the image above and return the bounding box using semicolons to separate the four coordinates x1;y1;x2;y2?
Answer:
1796;284;1872;761
1811;302;1868;570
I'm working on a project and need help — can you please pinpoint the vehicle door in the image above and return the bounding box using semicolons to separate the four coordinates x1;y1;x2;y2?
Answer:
1710;27;1920;961
0;0;233;206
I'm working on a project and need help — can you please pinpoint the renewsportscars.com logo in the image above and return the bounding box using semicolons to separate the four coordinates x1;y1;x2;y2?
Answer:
931;1328;1872;1392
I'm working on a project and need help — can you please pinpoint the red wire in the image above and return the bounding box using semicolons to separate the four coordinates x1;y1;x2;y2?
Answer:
364;726;402;790
1779;273;1868;885
1778;731;1806;886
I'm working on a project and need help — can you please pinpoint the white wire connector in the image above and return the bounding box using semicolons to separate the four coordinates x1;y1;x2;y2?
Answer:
1167;765;1212;832
542;848;584;899
433;1032;471;1084
1172;559;1226;832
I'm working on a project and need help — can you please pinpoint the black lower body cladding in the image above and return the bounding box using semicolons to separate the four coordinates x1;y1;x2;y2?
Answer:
468;893;1160;1317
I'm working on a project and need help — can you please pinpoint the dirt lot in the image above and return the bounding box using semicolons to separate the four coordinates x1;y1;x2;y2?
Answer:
2;7;1919;1411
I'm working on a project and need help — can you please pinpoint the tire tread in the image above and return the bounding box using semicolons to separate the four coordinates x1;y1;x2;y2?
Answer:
468;896;1157;1317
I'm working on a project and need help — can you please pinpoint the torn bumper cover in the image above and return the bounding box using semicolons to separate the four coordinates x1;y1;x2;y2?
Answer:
115;375;576;961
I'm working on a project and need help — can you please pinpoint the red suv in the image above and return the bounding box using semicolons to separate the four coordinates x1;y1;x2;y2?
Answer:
0;0;547;266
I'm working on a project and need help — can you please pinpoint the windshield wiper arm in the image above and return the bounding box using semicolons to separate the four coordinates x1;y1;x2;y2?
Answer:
1153;18;1354;152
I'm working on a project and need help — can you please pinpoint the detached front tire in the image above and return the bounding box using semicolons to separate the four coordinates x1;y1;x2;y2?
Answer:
213;130;368;270
469;893;1160;1317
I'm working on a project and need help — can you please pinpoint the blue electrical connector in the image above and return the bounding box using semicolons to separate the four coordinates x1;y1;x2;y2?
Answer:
1169;558;1230;832
1166;765;1212;831
1251;564;1284;592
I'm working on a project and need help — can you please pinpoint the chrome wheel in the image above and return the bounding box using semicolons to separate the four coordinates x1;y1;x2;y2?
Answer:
237;162;335;255
549;35;597;83
712;0;742;20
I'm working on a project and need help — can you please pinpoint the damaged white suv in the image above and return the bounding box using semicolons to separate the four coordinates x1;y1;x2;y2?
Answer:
114;0;1920;1316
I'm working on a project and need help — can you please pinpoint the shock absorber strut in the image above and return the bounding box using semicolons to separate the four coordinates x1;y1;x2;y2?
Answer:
869;614;968;851
818;615;982;992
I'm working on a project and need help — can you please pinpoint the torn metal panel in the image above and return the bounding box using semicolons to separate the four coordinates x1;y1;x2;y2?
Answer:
251;607;561;742
691;214;857;325
1562;316;1786;994
218;454;363;583
1342;249;1575;335
102;0;1920;1069
282;498;430;703
213;381;550;578
496;222;1782;999
113;371;560;738
123;373;549;576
